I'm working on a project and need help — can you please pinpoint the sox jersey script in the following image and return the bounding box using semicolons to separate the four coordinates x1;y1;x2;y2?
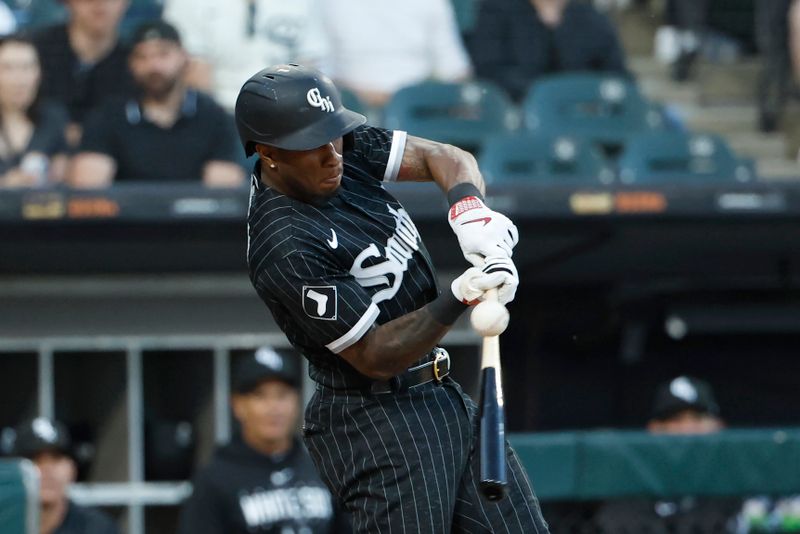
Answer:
247;125;438;388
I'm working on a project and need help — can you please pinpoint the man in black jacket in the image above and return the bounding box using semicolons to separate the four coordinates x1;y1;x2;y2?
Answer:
178;347;349;533
471;0;629;101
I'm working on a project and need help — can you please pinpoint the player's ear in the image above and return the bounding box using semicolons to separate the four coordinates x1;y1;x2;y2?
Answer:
255;144;278;168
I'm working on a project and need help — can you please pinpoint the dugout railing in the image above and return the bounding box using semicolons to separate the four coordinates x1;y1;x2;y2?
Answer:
0;326;482;534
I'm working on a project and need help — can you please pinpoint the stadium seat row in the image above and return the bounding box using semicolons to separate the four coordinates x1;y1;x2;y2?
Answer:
362;73;755;184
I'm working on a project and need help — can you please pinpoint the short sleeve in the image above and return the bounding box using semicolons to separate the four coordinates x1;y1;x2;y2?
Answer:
255;251;379;353
344;125;407;182
78;104;117;157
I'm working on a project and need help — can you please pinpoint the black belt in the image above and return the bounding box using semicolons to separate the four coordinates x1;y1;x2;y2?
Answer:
370;348;450;394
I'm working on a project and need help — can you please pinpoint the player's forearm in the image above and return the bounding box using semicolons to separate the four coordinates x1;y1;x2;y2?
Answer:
397;136;486;196
340;293;467;380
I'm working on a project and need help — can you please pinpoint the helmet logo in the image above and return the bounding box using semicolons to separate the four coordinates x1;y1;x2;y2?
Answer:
307;88;335;113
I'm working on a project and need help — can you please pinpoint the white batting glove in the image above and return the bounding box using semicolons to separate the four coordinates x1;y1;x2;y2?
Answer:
451;256;519;306
448;195;519;267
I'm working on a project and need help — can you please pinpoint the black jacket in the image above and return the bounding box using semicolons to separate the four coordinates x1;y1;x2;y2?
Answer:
55;501;118;534
178;436;349;534
472;0;629;101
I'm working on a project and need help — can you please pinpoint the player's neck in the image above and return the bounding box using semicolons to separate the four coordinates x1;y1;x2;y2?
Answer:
40;497;68;534
140;84;186;128
241;430;293;458
259;166;334;205
68;23;117;65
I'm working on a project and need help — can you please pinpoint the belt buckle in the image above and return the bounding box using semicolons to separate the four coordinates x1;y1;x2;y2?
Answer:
432;350;449;383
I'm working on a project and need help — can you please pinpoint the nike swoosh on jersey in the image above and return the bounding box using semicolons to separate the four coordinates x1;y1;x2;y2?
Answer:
327;229;338;249
461;217;492;227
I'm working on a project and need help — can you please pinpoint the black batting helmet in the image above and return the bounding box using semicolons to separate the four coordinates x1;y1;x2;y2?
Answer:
235;64;366;156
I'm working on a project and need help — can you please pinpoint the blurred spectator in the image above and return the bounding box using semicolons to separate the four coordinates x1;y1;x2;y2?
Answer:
162;0;331;110
0;35;68;188
755;0;794;132
69;20;244;188
31;0;134;146
177;348;349;533
0;2;16;35
8;417;119;534
471;0;628;102
318;0;472;108
594;376;739;533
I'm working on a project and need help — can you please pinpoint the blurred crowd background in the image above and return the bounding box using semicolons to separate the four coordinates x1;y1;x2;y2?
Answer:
0;0;799;533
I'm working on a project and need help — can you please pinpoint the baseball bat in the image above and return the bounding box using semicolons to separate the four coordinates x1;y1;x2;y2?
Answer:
475;288;507;501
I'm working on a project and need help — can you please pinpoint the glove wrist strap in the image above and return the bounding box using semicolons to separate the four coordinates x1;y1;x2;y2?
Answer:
447;183;484;208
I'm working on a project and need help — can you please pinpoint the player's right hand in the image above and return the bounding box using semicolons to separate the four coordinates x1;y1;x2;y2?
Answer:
448;195;519;267
451;256;519;306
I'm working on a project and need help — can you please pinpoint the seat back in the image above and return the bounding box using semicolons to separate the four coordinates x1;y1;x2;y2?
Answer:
479;132;613;184
618;131;756;184
383;81;517;153
523;73;662;151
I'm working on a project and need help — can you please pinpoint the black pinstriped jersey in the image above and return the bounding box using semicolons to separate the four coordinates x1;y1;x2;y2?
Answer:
247;126;439;388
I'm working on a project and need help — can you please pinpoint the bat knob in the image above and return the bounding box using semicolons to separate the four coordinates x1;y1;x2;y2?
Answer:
470;299;509;337
480;480;507;501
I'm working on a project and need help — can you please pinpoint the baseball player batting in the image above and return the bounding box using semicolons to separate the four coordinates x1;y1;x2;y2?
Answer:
236;64;548;533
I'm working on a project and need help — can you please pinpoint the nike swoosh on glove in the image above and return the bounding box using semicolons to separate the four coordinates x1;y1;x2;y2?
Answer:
448;195;519;267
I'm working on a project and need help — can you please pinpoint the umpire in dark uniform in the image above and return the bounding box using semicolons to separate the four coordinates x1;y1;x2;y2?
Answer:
178;347;349;533
236;64;548;532
8;417;119;534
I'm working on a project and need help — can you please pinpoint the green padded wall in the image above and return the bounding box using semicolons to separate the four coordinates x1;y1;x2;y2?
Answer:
510;428;800;501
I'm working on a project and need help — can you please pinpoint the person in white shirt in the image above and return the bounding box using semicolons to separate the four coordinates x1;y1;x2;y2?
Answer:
162;0;331;110
319;0;473;108
0;2;16;36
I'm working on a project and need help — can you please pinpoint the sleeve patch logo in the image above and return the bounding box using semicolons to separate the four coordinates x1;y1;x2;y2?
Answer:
302;286;337;320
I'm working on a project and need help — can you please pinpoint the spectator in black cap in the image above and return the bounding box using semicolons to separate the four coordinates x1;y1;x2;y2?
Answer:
31;0;134;147
647;375;724;435
177;347;349;534
8;417;118;534
594;376;737;533
69;20;244;188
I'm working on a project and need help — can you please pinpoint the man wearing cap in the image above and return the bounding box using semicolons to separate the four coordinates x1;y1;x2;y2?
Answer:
594;376;738;533
9;417;119;534
177;347;349;533
31;0;134;146
69;20;244;187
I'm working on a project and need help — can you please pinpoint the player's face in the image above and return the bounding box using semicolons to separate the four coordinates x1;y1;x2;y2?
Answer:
0;41;40;112
647;409;724;435
129;39;188;99
67;0;129;37
232;380;300;446
268;138;345;200
32;451;77;506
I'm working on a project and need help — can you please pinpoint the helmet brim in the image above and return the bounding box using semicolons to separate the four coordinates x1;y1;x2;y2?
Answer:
269;108;367;151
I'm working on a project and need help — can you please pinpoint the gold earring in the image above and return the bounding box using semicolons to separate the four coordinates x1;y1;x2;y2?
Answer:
269;163;276;169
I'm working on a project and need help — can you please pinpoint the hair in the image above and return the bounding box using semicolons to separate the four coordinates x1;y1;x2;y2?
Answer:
0;33;43;123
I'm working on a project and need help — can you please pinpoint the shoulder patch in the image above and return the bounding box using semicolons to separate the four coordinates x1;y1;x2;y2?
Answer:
302;286;337;320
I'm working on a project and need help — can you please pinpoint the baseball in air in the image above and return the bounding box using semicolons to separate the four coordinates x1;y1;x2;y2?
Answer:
470;300;510;337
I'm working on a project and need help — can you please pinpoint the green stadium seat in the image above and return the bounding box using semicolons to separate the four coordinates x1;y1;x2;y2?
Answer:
0;459;38;534
383;80;518;153
523;73;664;154
618;131;757;184
479;132;613;185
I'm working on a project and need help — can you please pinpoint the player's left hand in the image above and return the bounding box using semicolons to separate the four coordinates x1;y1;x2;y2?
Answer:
448;195;519;267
